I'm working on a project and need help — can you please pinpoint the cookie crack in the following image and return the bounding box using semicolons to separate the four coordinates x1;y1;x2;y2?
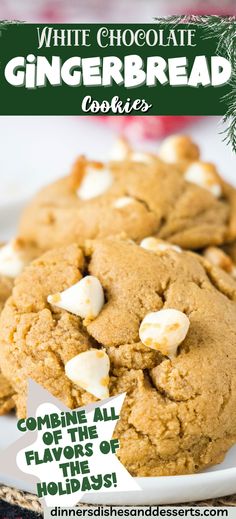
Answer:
126;194;153;214
158;184;228;240
151;382;200;403
202;264;236;302
124;191;164;232
219;380;233;416
146;369;200;404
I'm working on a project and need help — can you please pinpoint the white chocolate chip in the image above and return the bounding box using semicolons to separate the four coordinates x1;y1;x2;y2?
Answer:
65;349;110;400
110;137;131;161
159;135;199;164
77;166;113;200
110;138;156;164
0;239;27;278
139;309;190;359
203;247;236;276
113;196;135;208
47;275;104;320
130;152;156;164
184;162;222;198
140;237;181;254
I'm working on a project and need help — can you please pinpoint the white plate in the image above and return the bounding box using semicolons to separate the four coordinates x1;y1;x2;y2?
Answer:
0;117;236;505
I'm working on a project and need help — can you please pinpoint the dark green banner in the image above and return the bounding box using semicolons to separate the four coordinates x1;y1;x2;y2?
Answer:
0;20;234;115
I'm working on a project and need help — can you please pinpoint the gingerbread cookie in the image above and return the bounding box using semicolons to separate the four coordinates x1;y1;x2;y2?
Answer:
0;269;15;414
1;238;236;476
0;373;15;415
0;275;13;314
223;240;236;265
19;137;236;251
0;239;40;414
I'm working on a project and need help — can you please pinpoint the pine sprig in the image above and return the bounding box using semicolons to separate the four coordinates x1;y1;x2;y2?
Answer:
155;15;215;25
0;20;24;26
220;73;236;153
200;16;236;60
155;15;236;154
221;117;236;153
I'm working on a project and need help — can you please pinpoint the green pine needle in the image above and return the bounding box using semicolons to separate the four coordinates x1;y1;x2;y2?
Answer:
155;15;236;153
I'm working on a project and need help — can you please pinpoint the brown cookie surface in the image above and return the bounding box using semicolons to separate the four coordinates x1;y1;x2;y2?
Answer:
223;240;236;264
1;238;236;476
0;275;13;313
0;373;15;415
0;274;15;414
19;151;236;251
0;240;41;415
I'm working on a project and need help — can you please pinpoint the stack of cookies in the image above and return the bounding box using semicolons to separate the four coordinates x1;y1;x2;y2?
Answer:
1;134;236;477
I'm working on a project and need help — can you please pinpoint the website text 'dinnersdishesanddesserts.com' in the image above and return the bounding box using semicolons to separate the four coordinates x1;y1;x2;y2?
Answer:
44;505;232;518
